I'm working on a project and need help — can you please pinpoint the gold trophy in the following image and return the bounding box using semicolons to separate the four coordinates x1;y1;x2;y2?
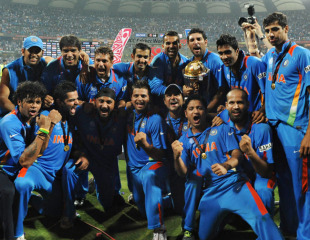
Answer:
183;60;210;94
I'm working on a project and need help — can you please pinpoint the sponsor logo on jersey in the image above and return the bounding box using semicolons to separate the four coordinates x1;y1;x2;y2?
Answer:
257;72;266;79
210;129;217;136
305;65;310;73
258;142;272;152
122;85;127;91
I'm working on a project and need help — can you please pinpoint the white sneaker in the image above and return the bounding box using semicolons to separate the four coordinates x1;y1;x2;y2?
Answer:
153;225;167;240
15;234;26;240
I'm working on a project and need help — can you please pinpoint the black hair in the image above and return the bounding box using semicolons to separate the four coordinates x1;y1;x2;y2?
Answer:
131;80;151;97
263;12;288;29
183;94;207;110
132;43;151;56
216;34;239;51
95;46;114;62
14;81;47;104
59;35;81;51
53;81;77;103
187;28;207;42
163;31;180;43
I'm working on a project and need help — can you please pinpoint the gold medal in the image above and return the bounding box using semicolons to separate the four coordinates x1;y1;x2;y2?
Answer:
64;145;70;152
271;83;275;90
135;144;138;148
201;152;207;159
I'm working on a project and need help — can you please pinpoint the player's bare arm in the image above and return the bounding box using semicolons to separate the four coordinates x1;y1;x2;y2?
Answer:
239;134;273;178
0;69;15;112
172;140;187;177
19;115;51;168
134;132;165;160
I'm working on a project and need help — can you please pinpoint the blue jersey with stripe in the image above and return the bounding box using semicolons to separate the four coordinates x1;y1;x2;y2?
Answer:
74;105;126;168
76;68;127;102
1;57;47;116
126;110;167;168
179;124;239;183
218;50;266;112
0;108;35;176
35;110;73;176
150;52;188;95
186;50;223;104
262;41;310;133
41;57;93;94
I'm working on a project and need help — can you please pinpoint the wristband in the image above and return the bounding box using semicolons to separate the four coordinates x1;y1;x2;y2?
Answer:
39;128;49;135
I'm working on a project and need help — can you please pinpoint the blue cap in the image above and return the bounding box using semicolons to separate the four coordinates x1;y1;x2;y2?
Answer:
23;36;43;50
164;84;183;95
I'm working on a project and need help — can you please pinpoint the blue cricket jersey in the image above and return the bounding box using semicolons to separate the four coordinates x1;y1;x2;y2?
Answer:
126;110;167;168
34;110;73;177
218;50;266;112
74;105;126;168
150;52;188;95
262;41;310;133
41;57;93;94
1;57;47;116
76;67;127;102
186;50;223;105
179;124;240;184
0;108;35;176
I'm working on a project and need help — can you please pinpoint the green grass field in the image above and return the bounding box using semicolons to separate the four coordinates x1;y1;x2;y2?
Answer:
23;160;281;240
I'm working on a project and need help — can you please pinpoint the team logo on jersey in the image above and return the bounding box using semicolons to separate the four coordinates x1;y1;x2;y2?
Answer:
258;143;272;152
122;85;127;91
226;74;230;79
210;129;217;136
183;125;188;131
243;74;248;80
282;60;289;67
90;86;97;96
305;65;310;73
141;120;146;128
257;72;266;79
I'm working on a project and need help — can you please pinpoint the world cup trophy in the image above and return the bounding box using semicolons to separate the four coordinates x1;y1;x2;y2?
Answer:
183;60;210;94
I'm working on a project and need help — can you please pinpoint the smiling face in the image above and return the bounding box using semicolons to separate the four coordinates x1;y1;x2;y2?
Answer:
131;49;150;73
95;53;113;81
164;88;183;113
226;90;249;124
131;88;150;114
185;99;207;132
188;33;208;60
217;44;239;67
22;46;43;67
61;46;80;68
163;35;181;60
95;96;115;120
264;21;288;51
18;97;42;122
61;91;79;116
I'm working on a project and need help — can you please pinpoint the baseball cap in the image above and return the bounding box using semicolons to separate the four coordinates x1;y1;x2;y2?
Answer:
23;36;43;50
164;84;183;95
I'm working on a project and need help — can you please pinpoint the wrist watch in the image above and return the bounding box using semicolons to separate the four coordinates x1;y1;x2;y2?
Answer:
259;35;266;41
